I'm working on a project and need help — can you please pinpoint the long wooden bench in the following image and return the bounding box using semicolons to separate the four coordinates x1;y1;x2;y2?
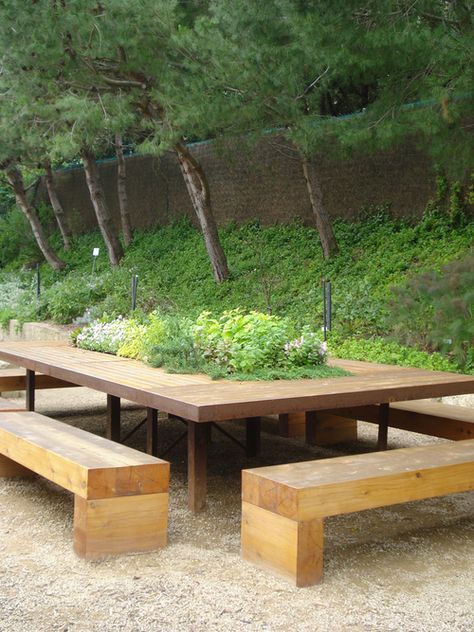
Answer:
241;439;474;586
280;400;473;444
0;410;169;558
0;368;75;393
329;399;474;441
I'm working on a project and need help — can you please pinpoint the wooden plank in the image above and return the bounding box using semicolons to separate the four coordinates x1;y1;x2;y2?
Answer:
242;501;324;587
73;492;168;558
0;411;169;499
242;440;474;521
188;421;210;512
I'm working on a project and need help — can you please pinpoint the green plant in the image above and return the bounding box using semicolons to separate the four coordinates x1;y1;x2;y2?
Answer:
328;333;459;373
194;309;293;374
389;253;474;371
75;316;141;355
147;316;205;373
284;331;327;367
39;273;109;324
0;208;39;268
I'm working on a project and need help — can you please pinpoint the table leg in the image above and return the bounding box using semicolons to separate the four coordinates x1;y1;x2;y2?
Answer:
106;395;121;442
146;407;159;456
377;403;390;450
26;369;35;411
305;411;319;445
246;417;261;457
188;421;210;513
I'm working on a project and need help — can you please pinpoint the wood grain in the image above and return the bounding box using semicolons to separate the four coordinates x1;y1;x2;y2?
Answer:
73;492;168;559
242;439;474;585
0;411;169;499
242;501;324;586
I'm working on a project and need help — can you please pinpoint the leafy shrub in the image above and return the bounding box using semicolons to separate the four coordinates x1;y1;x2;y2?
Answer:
194;310;293;373
39;273;109;324
137;311;167;363
0;272;40;327
147;317;205;374
284;332;327;367
193;310;328;374
389;252;474;371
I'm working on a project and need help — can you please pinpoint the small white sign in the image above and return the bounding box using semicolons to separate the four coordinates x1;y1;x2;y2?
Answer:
92;247;100;257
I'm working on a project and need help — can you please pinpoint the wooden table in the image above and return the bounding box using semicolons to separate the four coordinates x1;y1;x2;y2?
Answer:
1;341;473;512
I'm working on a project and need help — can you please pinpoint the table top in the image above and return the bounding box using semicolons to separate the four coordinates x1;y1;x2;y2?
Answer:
0;340;473;422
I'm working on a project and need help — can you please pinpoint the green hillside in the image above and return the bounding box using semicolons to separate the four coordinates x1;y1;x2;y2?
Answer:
0;204;473;373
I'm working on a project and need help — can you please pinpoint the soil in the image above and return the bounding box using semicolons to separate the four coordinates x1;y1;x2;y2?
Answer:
0;388;473;632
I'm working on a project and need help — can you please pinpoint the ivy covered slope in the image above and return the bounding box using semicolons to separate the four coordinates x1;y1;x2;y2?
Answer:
0;203;473;374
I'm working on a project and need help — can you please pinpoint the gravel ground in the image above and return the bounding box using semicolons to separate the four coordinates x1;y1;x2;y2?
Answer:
0;387;473;632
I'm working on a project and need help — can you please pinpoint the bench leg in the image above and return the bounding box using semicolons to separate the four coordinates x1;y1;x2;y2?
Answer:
73;492;168;559
242;501;324;587
0;454;34;478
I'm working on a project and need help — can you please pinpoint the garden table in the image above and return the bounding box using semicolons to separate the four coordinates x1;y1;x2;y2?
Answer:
0;340;473;512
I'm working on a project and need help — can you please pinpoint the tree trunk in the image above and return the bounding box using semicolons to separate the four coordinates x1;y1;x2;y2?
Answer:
175;141;229;283
115;134;133;247
81;149;123;266
43;161;72;250
299;150;338;259
5;166;65;271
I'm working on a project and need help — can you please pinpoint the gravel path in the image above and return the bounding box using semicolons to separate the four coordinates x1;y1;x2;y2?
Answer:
0;388;473;632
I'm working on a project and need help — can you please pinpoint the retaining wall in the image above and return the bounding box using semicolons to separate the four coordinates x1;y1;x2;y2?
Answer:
38;136;436;234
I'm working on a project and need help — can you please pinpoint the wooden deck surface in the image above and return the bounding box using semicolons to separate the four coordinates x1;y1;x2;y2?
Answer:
0;341;473;421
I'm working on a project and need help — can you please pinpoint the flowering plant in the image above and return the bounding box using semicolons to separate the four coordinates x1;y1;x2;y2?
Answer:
284;332;327;366
75;316;145;357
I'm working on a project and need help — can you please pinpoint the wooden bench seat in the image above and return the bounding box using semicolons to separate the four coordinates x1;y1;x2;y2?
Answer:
280;400;473;444
330;399;473;441
0;410;169;558
0;368;75;393
241;439;474;586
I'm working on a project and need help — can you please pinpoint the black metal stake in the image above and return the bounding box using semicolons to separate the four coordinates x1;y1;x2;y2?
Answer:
326;280;332;333
36;263;41;299
131;274;138;310
323;279;327;341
